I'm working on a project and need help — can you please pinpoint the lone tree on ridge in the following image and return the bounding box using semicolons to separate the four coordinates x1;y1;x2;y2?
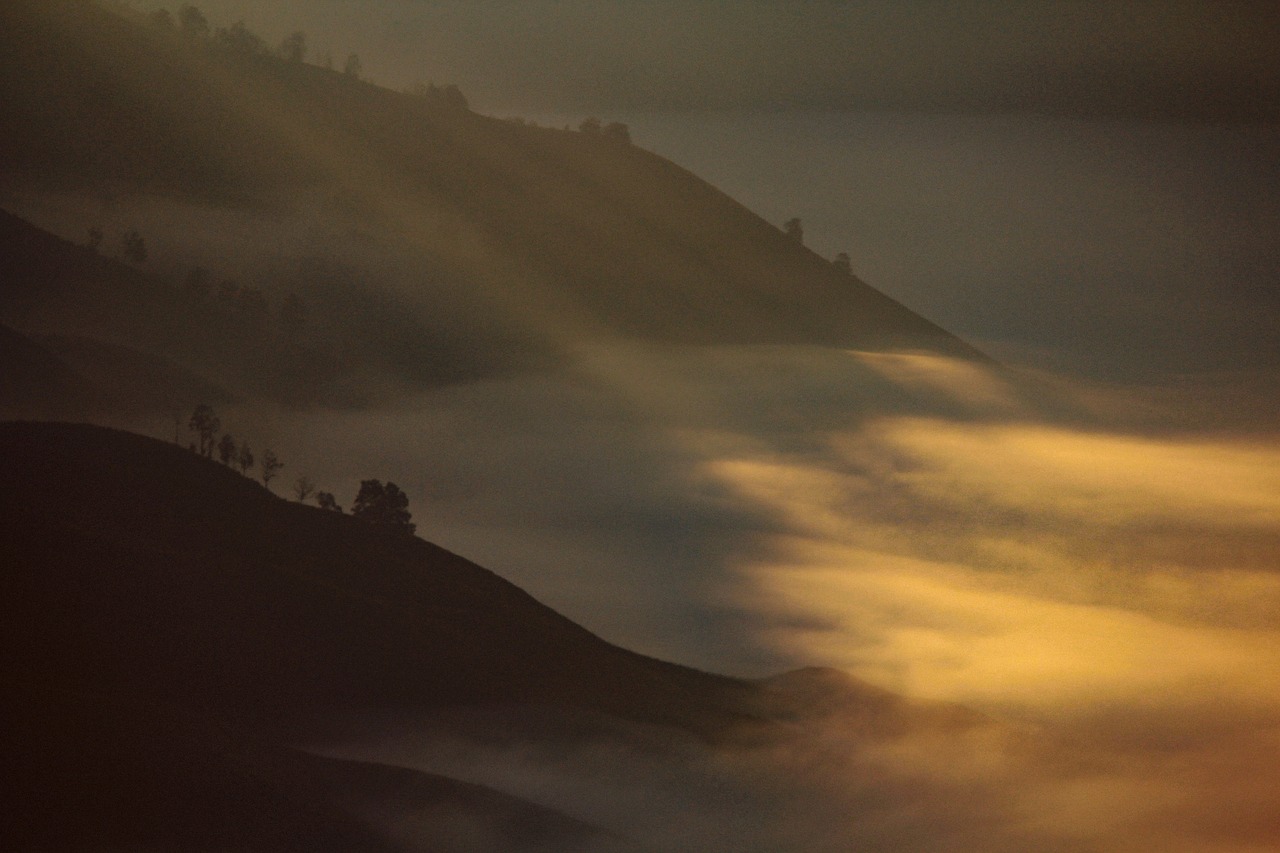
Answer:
216;433;237;465
293;475;315;502
260;450;283;489
236;442;254;475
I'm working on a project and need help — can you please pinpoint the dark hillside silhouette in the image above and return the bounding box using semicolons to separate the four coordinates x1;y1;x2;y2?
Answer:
0;421;997;849
0;421;982;738
0;421;762;736
0;0;984;358
5;684;601;852
0;323;101;416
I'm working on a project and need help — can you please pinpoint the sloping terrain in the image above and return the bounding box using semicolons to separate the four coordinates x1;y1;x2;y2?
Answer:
0;421;764;736
0;420;994;850
0;420;753;849
5;683;601;853
0;207;540;406
0;0;983;357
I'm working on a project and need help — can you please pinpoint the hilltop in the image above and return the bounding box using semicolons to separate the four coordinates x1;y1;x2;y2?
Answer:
0;0;983;360
0;421;764;735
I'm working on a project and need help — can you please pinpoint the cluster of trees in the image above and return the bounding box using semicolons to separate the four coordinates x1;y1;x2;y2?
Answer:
578;117;632;144
151;5;304;62
186;404;415;535
86;227;147;265
405;81;469;111
188;404;281;487
145;6;481;108
779;217;855;275
181;267;308;335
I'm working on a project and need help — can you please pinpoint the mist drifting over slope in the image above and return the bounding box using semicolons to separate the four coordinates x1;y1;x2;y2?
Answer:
2;2;1278;850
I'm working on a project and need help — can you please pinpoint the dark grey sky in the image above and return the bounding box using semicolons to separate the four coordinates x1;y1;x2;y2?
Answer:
133;0;1280;119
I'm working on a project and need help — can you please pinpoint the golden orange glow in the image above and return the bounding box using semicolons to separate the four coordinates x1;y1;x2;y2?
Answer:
709;417;1280;718
861;419;1280;527
853;350;1021;412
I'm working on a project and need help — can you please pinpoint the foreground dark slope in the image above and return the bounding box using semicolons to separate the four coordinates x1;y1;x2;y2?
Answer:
0;420;753;849
0;421;996;849
0;421;765;736
6;684;602;852
0;0;982;356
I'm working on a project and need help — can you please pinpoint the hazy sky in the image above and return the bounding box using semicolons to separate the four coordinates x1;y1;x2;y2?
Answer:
132;1;1280;119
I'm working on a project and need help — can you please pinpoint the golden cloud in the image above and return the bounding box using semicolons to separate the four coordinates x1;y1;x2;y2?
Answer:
708;417;1280;720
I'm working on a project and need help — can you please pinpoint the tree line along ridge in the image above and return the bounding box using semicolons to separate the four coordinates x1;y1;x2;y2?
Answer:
186;403;415;535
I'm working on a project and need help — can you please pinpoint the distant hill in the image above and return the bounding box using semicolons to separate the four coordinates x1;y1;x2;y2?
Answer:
0;208;539;408
0;0;984;358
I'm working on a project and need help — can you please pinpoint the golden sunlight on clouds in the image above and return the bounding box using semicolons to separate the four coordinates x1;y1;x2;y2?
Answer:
740;545;1280;715
709;418;1280;720
864;419;1280;528
853;350;1021;412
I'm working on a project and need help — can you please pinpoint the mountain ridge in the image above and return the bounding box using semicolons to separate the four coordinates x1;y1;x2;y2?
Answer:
0;0;985;359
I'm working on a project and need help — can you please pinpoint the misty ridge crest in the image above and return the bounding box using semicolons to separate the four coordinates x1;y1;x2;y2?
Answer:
0;0;980;383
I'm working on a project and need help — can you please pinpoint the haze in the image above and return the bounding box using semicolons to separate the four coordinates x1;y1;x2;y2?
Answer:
4;2;1278;850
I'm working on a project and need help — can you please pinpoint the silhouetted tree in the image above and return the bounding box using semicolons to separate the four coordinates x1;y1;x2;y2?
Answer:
86;228;103;253
188;404;220;457
343;53;362;79
833;252;852;275
121;230;147;264
602;122;631;143
784;218;803;244
579;116;602;134
216;433;237;465
279;30;306;63
178;5;209;39
293;475;315;502
441;84;468;110
236;442;254;475
407;81;468;110
351;479;415;535
216;21;264;55
260;450;283;488
316;491;342;512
